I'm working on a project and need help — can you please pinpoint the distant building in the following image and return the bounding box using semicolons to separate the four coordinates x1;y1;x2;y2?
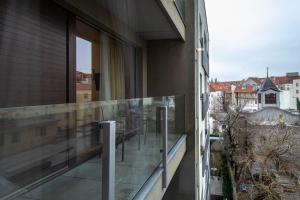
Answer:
245;73;300;110
257;76;280;110
209;82;231;112
234;85;257;111
278;73;300;110
233;72;300;111
76;71;92;103
210;72;300;112
76;83;92;103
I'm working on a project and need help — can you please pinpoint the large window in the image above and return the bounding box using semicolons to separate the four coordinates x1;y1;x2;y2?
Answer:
75;20;142;102
258;93;261;103
265;93;276;104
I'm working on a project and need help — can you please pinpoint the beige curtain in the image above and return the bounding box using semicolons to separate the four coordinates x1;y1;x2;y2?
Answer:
110;40;125;100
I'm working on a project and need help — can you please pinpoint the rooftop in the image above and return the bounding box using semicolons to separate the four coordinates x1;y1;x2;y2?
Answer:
234;85;255;93
209;82;231;92
259;77;280;92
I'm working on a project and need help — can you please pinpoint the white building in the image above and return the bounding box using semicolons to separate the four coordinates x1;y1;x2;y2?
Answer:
277;73;300;110
209;91;224;112
291;79;300;109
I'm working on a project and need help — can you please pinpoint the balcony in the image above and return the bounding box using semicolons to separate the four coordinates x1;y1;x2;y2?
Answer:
56;0;185;41
174;0;185;21
0;96;186;200
201;92;210;120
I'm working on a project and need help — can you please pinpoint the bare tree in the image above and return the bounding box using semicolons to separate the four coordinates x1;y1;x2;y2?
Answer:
234;124;300;199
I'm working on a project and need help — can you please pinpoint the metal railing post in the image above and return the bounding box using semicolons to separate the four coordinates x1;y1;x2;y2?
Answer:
160;106;168;188
100;121;115;200
156;107;161;136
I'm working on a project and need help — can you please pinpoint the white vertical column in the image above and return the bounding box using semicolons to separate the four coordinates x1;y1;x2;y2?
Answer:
100;121;115;200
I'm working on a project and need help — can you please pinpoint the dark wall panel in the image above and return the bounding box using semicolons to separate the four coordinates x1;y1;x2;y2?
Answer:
0;0;68;108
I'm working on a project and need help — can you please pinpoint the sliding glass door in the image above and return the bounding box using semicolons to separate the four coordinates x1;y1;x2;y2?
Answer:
76;19;142;102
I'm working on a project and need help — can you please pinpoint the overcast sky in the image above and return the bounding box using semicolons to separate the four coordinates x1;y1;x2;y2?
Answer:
205;0;300;81
76;37;92;74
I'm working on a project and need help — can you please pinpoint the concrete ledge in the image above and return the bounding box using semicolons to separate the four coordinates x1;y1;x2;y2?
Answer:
156;0;186;41
133;135;187;200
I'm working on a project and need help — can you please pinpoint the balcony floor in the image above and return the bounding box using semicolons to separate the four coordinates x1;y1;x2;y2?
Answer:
13;132;180;200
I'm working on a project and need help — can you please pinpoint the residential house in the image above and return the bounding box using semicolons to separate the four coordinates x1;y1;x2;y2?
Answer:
275;73;300;110
245;73;300;110
209;82;230;112
258;77;280;109
234;85;257;111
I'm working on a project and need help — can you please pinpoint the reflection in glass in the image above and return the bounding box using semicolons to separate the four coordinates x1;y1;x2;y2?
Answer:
76;37;92;103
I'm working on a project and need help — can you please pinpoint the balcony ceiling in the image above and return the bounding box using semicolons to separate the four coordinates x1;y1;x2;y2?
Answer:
96;0;180;40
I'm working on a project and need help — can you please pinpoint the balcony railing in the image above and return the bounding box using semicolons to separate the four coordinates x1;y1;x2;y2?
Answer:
202;49;209;75
202;132;210;176
201;92;210;120
0;95;185;200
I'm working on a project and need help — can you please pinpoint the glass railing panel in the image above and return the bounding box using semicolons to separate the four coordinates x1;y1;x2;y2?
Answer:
112;97;164;199
0;103;102;200
167;95;185;152
0;95;185;200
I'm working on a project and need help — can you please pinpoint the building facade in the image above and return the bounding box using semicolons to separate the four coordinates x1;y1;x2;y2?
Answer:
234;85;258;111
290;79;300;110
245;73;300;110
0;0;209;200
215;73;300;112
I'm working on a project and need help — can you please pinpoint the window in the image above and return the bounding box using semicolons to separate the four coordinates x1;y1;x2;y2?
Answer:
258;93;261;103
84;93;89;99
0;134;4;146
40;127;46;137
199;17;202;45
11;132;20;144
296;90;299;94
296;83;299;87
265;93;276;104
76;20;142;102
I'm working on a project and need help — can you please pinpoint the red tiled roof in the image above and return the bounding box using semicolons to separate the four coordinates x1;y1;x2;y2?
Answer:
210;75;300;93
248;76;300;86
235;85;255;93
209;83;231;92
271;76;300;85
248;77;264;84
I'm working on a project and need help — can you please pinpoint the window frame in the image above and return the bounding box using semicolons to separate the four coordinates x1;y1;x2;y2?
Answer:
265;93;277;104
